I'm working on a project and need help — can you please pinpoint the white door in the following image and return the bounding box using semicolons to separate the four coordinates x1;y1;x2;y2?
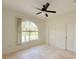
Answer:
55;24;66;49
67;24;76;52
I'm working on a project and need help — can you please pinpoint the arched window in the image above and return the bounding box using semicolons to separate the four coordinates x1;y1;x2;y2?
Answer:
21;21;38;43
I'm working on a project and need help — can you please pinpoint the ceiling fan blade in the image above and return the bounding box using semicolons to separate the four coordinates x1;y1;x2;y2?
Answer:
46;10;56;13
45;2;50;10
36;12;42;15
45;13;48;17
36;8;42;11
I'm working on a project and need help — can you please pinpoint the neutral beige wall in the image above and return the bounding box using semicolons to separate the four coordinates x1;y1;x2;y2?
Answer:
2;8;46;55
46;11;76;52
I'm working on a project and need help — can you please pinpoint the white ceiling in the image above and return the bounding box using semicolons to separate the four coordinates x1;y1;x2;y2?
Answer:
3;0;75;19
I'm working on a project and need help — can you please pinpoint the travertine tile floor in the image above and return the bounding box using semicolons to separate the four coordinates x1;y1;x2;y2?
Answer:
4;45;76;59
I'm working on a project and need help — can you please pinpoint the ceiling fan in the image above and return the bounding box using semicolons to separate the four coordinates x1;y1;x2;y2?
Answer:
36;2;56;17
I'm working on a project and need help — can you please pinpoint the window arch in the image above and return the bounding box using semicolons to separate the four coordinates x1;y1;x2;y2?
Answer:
21;21;38;43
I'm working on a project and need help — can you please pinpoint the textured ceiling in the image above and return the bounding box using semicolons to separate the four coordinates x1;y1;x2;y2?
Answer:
3;0;75;19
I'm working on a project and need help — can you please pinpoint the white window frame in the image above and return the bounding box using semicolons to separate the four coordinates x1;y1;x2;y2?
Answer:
17;18;39;45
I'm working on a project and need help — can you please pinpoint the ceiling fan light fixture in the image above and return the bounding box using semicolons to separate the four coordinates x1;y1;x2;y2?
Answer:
35;2;56;17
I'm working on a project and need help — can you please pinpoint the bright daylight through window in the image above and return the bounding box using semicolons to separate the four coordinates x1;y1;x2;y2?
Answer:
21;21;38;43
